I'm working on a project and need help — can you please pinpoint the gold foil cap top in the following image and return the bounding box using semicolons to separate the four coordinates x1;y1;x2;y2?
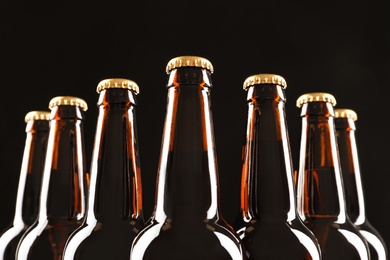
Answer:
166;56;214;74
97;78;140;94
334;108;358;121
243;74;287;90
48;96;88;111
24;111;51;123
296;92;337;108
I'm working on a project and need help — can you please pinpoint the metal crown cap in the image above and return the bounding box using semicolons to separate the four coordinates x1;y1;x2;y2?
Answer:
334;108;358;121
243;74;287;90
165;56;214;74
48;96;88;111
296;92;337;108
97;78;140;94
24;111;51;123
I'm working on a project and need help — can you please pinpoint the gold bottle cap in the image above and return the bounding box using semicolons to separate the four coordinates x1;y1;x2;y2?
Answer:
165;56;214;74
334;108;358;121
24;111;51;123
243;74;287;90
48;96;88;111
296;92;337;108
96;78;140;94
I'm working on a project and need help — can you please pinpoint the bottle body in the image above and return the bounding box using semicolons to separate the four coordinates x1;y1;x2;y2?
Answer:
334;109;388;260
296;94;370;260
130;57;245;260
63;79;144;260
234;75;322;260
0;111;50;260
16;97;88;260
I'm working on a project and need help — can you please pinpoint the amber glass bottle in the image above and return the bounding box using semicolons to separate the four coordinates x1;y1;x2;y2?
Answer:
233;74;322;259
295;92;370;260
62;78;144;260
0;111;50;260
334;108;388;260
129;56;246;260
16;96;88;260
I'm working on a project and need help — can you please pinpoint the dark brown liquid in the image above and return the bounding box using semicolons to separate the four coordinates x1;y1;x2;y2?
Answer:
234;140;321;260
20;218;82;260
303;216;369;260
303;168;341;216
130;151;244;260
300;165;370;259
237;218;319;259
64;218;144;259
132;219;241;260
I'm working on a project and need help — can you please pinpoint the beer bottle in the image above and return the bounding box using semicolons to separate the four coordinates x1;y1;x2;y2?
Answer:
16;96;88;260
63;78;145;260
295;92;370;259
334;108;388;260
234;74;322;259
129;56;246;260
0;111;50;260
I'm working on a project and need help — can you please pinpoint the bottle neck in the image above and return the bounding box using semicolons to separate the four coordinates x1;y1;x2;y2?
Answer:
297;102;347;223
335;117;366;225
14;120;49;226
38;106;87;222
87;88;143;222
240;85;296;221
154;67;220;222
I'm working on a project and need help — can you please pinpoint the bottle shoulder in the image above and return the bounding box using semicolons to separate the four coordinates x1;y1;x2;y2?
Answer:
0;224;26;252
63;216;145;260
236;217;318;239
131;217;245;260
303;217;371;259
237;220;322;260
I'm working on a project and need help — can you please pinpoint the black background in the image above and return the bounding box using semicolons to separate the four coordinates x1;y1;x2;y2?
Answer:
1;0;389;250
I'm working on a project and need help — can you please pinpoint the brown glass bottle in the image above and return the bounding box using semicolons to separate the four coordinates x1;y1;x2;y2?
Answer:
334;108;388;260
16;96;88;260
233;74;322;259
62;78;145;260
0;111;50;260
296;92;371;260
129;56;246;260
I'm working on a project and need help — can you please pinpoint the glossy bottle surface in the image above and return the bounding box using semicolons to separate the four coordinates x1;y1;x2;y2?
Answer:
130;56;246;260
234;74;322;260
16;96;88;260
0;111;50;260
63;79;144;260
334;109;388;260
296;93;371;260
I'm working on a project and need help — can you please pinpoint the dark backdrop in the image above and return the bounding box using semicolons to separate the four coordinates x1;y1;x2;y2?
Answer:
1;0;389;249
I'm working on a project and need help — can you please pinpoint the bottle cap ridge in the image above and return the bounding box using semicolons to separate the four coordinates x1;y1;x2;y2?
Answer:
24;111;51;122
296;92;337;108
334;108;358;121
166;56;214;74
97;78;140;94
243;74;287;90
48;96;88;111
